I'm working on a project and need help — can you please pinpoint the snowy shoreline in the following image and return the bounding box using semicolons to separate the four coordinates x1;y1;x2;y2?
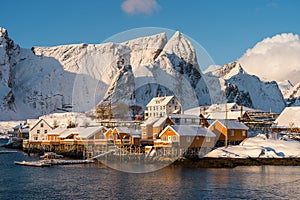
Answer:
205;134;300;159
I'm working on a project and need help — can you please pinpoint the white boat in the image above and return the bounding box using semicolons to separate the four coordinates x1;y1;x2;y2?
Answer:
40;152;64;159
14;161;51;167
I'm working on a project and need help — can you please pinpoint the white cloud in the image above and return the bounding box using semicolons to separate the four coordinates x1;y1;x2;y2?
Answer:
238;33;300;85
121;0;160;15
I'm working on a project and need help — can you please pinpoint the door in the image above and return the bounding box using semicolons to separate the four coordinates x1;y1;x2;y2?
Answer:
168;136;172;142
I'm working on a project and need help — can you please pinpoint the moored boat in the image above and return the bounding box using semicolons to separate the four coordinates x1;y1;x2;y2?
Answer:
14;161;51;167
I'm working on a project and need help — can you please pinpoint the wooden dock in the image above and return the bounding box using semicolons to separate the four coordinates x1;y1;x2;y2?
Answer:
14;159;94;167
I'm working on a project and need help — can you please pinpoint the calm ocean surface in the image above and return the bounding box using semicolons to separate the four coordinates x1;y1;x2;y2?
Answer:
1;139;300;200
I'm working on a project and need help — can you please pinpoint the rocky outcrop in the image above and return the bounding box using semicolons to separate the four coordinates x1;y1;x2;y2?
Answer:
204;62;286;112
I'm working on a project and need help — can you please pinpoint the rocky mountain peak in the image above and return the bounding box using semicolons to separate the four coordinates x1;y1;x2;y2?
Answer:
0;27;8;41
162;31;198;65
211;61;246;80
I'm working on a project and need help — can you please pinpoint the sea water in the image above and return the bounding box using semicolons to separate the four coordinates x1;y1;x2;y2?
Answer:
1;139;300;199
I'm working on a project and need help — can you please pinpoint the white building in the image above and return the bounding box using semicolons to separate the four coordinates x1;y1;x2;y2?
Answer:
144;95;181;119
29;119;53;141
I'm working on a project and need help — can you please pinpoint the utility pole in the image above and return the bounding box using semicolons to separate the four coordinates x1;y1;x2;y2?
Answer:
225;103;228;147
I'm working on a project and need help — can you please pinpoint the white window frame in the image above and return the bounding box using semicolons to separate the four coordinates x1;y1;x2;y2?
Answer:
186;136;191;142
242;130;246;136
206;137;211;142
231;130;234;137
173;136;177;141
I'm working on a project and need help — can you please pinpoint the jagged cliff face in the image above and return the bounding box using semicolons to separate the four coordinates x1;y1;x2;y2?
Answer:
0;28;20;111
204;62;286;113
284;82;300;106
0;29;210;120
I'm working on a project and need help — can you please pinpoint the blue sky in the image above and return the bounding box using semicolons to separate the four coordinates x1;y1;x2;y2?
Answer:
1;0;299;66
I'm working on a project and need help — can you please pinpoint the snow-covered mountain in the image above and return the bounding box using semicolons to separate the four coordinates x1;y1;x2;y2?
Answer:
284;82;300;106
278;80;294;99
204;62;286;113
0;27;290;120
0;28;210;120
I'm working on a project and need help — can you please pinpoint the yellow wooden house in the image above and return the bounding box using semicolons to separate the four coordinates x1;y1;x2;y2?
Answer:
208;120;249;146
154;125;216;149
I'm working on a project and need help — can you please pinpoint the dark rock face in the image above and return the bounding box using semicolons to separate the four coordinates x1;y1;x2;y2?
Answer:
225;82;253;108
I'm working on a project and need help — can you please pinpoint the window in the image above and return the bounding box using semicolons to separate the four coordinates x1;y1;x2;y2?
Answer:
186;136;191;142
231;130;234;137
173;136;177;141
44;130;48;134
206;137;211;142
40;123;44;128
37;130;40;134
162;136;166;141
172;100;174;104
242;131;246;137
192;119;196;124
34;136;38;140
149;107;152;111
175;106;177;110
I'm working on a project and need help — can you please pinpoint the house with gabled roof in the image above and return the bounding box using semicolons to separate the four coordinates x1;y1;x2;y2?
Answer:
141;116;175;145
271;106;300;133
208;120;249;146
204;111;251;121
154;125;216;149
111;127;141;146
144;95;181;120
29;118;53;141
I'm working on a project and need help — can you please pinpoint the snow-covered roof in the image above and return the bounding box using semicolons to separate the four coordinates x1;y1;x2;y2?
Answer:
146;96;180;107
184;106;208;116
30;118;53;131
114;127;141;138
13;124;22;130
20;128;29;133
210;120;249;130
76;126;106;139
58;128;78;139
205;103;238;113
160;125;215;137
205;111;246;120
142;117;159;126
114;127;131;134
272;106;300;128
48;127;67;135
168;114;201;119
153;116;168;127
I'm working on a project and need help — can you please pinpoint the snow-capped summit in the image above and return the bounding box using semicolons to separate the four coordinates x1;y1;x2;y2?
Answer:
278;80;294;99
204;62;286;112
210;62;246;80
285;82;300;106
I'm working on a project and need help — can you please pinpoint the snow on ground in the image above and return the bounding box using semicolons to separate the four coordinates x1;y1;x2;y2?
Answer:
0;121;24;134
205;134;300;158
